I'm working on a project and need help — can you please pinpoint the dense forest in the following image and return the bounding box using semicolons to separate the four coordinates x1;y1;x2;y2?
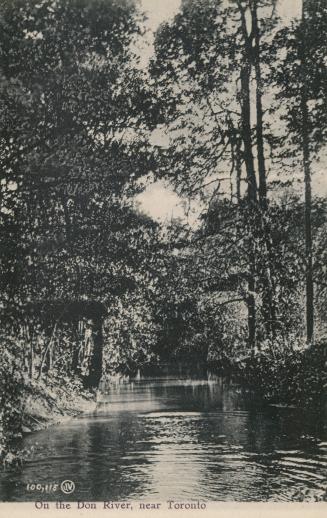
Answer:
0;0;327;462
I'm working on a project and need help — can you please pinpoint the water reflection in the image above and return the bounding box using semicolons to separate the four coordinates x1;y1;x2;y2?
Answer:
0;375;326;501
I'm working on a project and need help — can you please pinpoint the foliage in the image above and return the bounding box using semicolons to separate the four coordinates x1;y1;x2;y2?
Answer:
0;333;25;457
0;0;327;463
271;0;327;157
237;339;327;407
0;0;161;388
103;291;159;376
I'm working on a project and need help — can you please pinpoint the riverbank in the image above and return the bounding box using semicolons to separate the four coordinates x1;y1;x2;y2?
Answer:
1;374;327;502
209;340;327;408
23;378;96;432
1;374;96;467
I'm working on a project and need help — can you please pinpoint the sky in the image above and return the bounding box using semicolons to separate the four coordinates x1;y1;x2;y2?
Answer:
135;0;188;223
135;0;325;224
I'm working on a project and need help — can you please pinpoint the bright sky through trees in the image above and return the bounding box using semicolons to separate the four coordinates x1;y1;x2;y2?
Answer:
136;0;327;224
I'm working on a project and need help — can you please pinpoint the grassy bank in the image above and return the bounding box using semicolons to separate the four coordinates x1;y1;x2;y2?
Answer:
0;373;96;467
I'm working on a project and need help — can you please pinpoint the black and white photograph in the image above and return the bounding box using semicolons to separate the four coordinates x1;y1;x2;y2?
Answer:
0;0;327;506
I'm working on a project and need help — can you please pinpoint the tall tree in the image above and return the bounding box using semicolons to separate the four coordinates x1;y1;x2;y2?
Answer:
150;0;280;347
272;0;327;343
301;0;314;343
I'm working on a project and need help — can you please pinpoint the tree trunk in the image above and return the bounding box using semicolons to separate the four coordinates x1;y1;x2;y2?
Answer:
29;340;34;379
37;323;58;380
251;1;267;208
235;138;242;203
251;0;277;339
239;24;258;348
87;317;103;388
48;339;53;372
248;255;256;348
240;65;258;205
301;0;314;343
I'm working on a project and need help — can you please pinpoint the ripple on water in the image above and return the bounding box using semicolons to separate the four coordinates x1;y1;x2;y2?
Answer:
0;377;326;502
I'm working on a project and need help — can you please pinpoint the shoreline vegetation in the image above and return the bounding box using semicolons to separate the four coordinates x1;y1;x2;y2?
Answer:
2;341;326;469
1;375;96;468
210;340;327;408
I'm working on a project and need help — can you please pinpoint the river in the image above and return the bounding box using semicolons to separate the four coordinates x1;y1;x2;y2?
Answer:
1;374;327;501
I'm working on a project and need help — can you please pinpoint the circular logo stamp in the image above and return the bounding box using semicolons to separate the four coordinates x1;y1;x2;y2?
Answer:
60;480;75;495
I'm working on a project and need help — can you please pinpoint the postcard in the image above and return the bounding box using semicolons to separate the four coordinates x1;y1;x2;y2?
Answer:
0;0;326;516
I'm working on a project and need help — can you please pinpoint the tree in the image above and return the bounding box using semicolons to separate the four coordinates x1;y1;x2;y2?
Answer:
301;0;314;344
0;0;159;385
272;0;327;344
150;0;283;347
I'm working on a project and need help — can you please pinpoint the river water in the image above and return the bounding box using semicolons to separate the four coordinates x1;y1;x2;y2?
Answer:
1;374;327;501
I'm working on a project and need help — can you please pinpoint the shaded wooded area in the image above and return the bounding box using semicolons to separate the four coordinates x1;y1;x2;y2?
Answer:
0;0;327;460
